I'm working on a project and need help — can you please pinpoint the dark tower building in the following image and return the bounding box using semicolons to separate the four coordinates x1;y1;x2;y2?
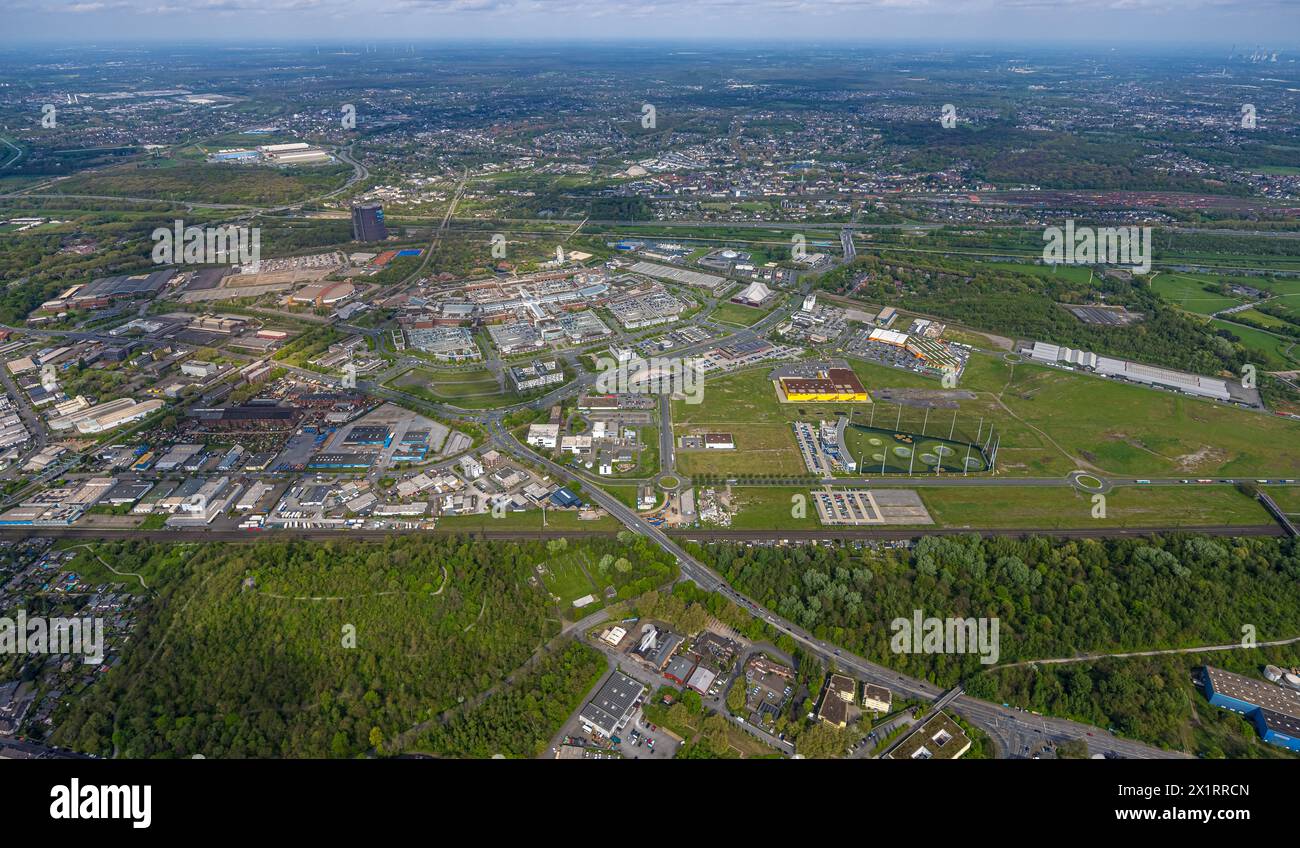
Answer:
351;203;387;242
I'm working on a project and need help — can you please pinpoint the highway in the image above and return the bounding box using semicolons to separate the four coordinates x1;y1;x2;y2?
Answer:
483;419;1189;759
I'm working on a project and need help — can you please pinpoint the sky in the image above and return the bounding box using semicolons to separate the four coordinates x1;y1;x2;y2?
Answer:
5;0;1300;46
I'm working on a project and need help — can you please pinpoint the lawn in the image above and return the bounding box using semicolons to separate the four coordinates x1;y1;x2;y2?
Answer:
1150;272;1246;315
389;366;519;409
726;486;825;530
710;299;778;327
538;549;604;614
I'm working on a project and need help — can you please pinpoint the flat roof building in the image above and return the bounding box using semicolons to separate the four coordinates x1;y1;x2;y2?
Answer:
351;203;387;243
578;671;645;739
1203;666;1300;752
886;711;971;760
779;368;868;403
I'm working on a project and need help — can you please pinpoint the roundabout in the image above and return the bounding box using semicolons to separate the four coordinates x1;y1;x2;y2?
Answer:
1068;471;1111;494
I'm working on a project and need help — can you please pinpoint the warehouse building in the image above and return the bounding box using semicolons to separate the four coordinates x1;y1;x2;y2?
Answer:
1201;666;1300;752
578;671;645;739
50;397;164;434
776;367;869;403
1027;341;1230;401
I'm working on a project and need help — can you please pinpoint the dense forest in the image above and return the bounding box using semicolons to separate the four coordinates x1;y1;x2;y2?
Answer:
55;160;352;207
51;536;675;758
413;639;605;758
691;534;1300;687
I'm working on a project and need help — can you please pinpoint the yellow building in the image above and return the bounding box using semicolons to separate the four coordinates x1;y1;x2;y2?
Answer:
778;368;869;403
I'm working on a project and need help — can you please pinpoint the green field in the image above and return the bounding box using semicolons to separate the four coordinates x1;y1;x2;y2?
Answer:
389;366;519;409
1151;272;1246;315
538;549;604;615
1264;486;1300;515
985;261;1097;285
724;487;825;530
1210;319;1300;369
919;486;1272;530
969;354;1300;476
710;299;778;327
673;352;1300;481
54;158;351;206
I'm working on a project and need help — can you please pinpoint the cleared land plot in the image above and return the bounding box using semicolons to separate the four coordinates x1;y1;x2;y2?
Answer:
726;487;825;530
437;511;621;533
677;423;808;476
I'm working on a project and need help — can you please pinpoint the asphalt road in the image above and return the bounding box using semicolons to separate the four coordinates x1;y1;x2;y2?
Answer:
484;419;1189;759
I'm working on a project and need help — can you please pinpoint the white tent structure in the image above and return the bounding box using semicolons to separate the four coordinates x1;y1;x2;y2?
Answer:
736;281;774;304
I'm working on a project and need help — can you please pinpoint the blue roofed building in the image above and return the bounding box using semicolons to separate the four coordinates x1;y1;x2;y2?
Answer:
1202;666;1300;752
550;487;582;508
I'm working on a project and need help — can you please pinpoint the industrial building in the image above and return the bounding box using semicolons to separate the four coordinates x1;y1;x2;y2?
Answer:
578;671;644;739
776;367;868;403
509;359;564;392
1201;666;1300;752
351;203;387;242
1027;341;1231;402
290;281;355;307
405;326;481;362
49;397;164;435
525;423;559;448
